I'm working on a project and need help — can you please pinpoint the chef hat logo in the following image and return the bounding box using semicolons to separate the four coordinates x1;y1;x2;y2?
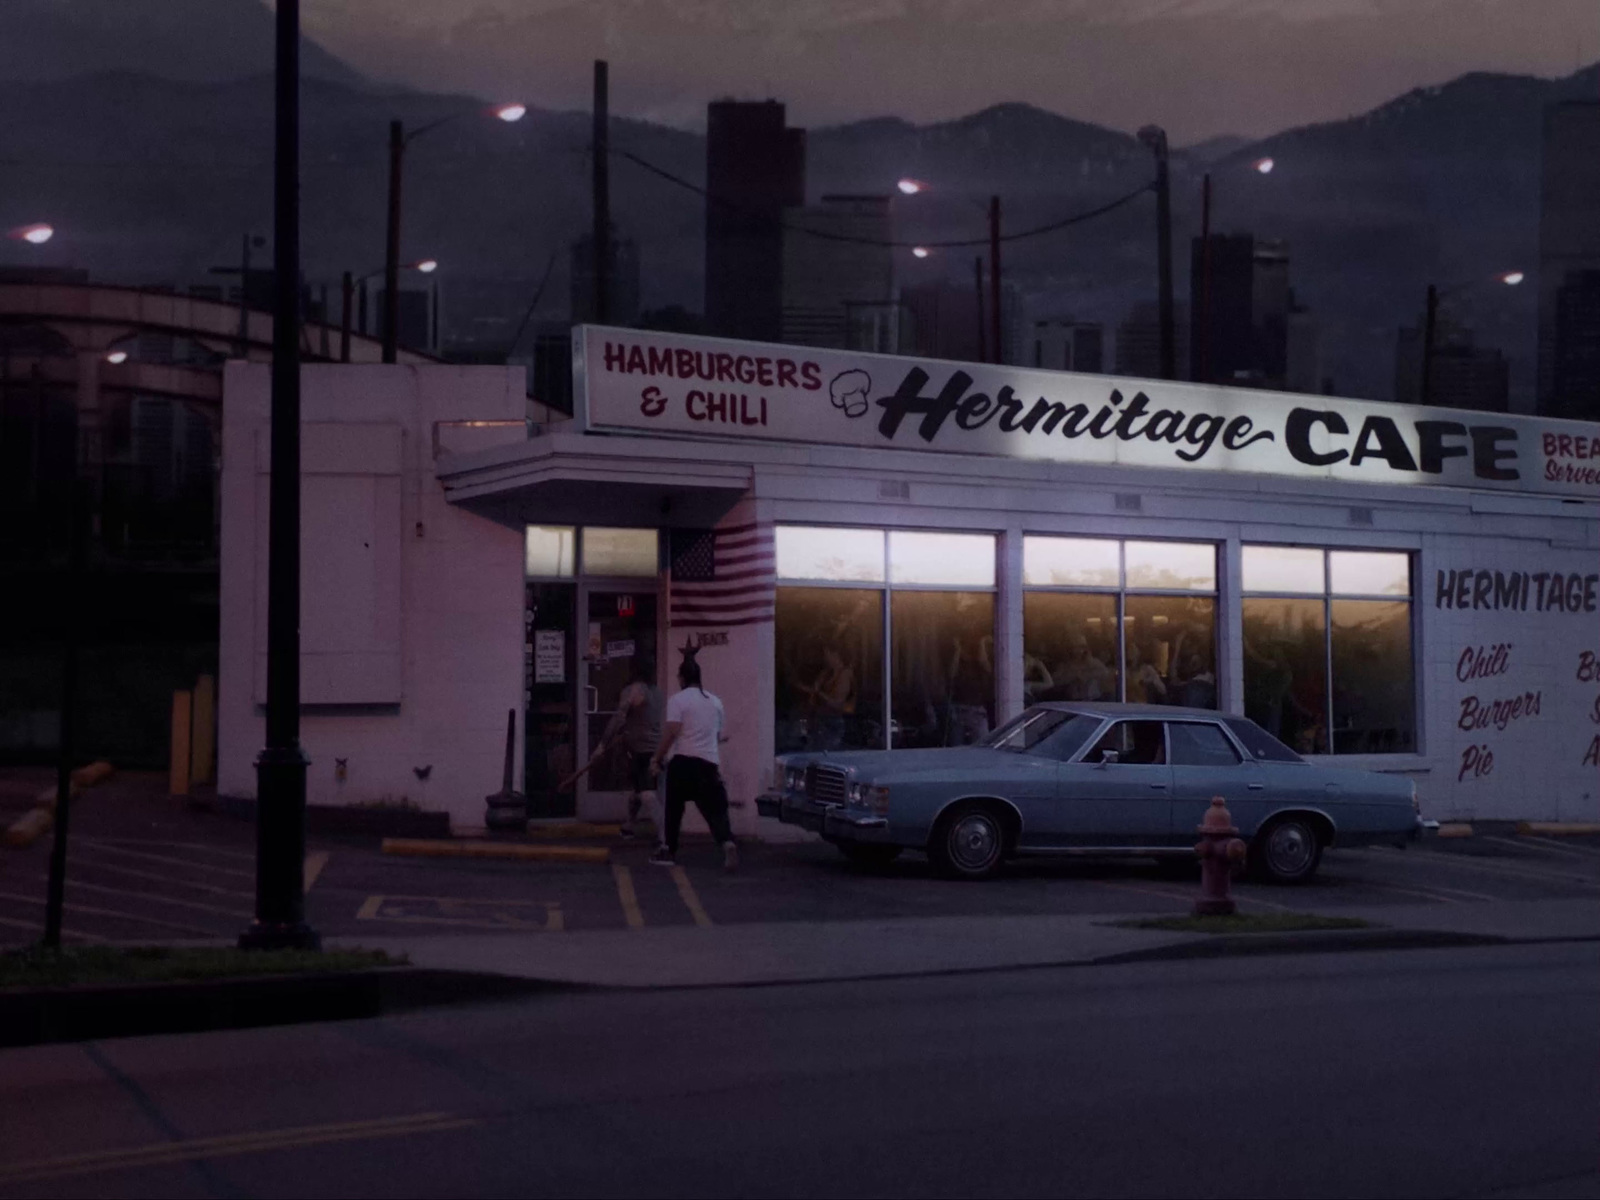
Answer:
828;369;871;419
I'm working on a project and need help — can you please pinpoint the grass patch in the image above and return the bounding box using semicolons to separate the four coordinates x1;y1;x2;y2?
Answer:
0;946;400;990
1114;912;1375;935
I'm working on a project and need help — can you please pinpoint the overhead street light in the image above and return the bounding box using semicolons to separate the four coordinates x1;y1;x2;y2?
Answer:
1253;157;1275;174
896;178;926;195
7;223;54;244
383;102;523;362
911;246;930;259
104;350;128;364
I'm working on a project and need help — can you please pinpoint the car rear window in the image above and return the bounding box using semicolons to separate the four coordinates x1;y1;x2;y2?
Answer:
1224;717;1304;763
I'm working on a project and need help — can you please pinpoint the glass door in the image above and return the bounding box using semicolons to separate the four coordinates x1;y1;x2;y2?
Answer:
525;582;578;818
578;588;660;820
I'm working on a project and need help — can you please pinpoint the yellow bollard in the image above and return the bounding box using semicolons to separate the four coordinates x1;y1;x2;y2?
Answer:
191;674;216;785
170;689;192;797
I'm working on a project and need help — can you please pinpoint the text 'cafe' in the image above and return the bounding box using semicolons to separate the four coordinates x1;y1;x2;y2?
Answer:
216;326;1600;835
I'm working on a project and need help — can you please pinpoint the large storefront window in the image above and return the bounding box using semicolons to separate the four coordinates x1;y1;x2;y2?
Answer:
1243;547;1415;755
1022;536;1218;709
775;526;996;752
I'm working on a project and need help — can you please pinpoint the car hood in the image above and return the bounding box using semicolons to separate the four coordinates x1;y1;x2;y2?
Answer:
801;746;1022;781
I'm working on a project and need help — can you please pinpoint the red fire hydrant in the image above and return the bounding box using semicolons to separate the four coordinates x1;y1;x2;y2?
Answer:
1194;796;1248;916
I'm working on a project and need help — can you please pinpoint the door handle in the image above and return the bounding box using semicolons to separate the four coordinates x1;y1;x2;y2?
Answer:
584;685;599;714
1149;783;1168;790
1248;783;1265;791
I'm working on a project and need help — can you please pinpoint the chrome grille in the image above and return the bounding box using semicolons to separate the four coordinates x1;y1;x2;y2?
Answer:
805;764;849;806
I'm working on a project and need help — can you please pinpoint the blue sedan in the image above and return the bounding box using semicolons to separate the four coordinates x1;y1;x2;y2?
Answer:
757;703;1428;883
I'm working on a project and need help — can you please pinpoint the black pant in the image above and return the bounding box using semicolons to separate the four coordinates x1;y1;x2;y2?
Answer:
663;755;733;854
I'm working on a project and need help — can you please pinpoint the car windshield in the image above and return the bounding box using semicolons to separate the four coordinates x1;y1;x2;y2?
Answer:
982;707;1099;758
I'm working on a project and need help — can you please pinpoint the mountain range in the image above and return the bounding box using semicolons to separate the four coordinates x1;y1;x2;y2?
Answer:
2;0;1596;406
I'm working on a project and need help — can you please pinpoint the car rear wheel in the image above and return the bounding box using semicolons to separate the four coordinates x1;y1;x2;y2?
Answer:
837;843;903;869
930;803;1007;881
1252;815;1323;884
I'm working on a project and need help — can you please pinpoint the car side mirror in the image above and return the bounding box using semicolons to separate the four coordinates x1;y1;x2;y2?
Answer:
1097;749;1120;767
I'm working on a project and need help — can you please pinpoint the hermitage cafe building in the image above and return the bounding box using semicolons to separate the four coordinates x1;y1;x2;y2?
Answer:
217;326;1600;836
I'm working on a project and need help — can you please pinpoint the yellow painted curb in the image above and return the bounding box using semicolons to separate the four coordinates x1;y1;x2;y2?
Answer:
380;838;610;864
4;807;53;849
1517;821;1600;836
1434;823;1474;838
31;762;116;813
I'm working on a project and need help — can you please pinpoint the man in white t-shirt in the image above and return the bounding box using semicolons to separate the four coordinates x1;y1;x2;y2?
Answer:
648;654;737;870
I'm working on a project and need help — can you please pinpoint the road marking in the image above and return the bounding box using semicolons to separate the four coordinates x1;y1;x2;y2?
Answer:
1357;880;1462;905
1089;879;1193;909
73;841;254;881
612;864;645;929
22;875;250;921
0;913;109;943
352;894;562;931
1406;850;1600;891
1489;835;1600;861
86;838;257;863
303;851;329;894
0;889;222;938
669;865;713;927
0;1112;478;1185
64;855;254;900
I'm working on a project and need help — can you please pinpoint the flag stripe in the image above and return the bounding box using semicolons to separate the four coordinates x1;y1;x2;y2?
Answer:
670;519;776;629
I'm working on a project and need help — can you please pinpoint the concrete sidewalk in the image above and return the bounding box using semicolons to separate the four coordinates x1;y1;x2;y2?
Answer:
328;897;1600;989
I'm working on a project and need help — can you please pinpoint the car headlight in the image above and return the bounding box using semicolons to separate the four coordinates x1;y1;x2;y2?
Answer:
848;782;890;813
784;765;807;794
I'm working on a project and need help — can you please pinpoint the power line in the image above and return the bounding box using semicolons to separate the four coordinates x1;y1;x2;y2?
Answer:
609;146;1156;248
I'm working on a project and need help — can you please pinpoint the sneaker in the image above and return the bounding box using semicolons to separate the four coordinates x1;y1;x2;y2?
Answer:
722;841;740;872
648;848;675;866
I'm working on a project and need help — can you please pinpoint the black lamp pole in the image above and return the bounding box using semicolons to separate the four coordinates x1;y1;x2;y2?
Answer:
1139;125;1176;381
382;119;403;364
242;0;317;951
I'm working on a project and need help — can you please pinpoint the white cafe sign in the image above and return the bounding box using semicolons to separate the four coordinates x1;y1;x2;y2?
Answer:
575;325;1600;499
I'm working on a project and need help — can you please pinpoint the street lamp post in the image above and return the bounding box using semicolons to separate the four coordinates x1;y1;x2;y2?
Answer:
1137;126;1175;381
242;0;317;951
381;104;523;363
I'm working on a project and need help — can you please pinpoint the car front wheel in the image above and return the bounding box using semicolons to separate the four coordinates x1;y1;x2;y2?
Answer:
930;803;1007;881
1252;815;1323;884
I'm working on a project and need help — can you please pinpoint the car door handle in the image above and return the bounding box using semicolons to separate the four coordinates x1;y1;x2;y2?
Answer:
1248;783;1265;791
1149;783;1168;790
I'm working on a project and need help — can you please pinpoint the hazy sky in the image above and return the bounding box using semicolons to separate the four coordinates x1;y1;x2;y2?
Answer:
300;0;1600;142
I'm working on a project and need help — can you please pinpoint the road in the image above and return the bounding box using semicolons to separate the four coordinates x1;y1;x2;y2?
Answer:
2;941;1596;1198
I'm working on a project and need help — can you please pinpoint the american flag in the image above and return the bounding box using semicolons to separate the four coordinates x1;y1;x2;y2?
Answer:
668;521;775;629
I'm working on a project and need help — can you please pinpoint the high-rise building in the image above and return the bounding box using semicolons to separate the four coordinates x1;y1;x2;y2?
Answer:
780;196;897;351
902;280;982;364
375;285;439;356
1394;317;1510;412
1116;299;1188;383
1031;318;1104;374
1189;233;1293;388
705;100;806;343
570;231;641;327
1538;101;1600;417
1550;269;1600;418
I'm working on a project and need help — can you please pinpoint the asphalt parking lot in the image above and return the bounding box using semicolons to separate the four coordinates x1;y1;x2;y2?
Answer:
3;769;1599;946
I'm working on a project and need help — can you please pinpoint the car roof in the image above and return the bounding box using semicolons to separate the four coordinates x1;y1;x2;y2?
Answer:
1031;701;1238;722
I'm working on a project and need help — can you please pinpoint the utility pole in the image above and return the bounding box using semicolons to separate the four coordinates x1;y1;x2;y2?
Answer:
242;0;318;951
382;118;403;363
1420;283;1439;407
1197;172;1213;384
592;60;610;326
1138;125;1176;381
237;233;252;356
974;256;986;363
988;195;1002;365
42;480;87;949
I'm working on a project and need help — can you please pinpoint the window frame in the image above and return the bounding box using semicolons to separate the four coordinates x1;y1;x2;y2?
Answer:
1022;536;1220;707
1241;545;1417;757
774;524;1000;750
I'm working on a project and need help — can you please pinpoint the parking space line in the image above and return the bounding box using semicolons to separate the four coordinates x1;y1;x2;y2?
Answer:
73;841;254;881
351;894;563;931
25;875;251;921
669;866;713;927
304;851;329;894
0;913;108;943
1357;880;1466;905
1090;879;1192;909
84;838;257;863
356;895;384;920
1487;835;1600;861
612;864;645;929
0;889;222;938
63;856;254;901
1406;851;1600;890
545;902;565;933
